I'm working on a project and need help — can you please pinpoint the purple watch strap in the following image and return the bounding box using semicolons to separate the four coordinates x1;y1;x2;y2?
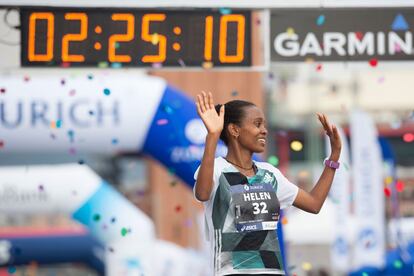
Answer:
324;159;340;169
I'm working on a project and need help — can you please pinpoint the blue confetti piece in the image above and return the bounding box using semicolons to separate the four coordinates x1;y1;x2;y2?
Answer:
89;110;94;116
163;105;174;114
87;74;94;80
103;88;111;96
8;266;16;274
111;138;119;145
219;8;232;15
316;15;325;26
231;90;238;96
111;62;122;69
56;120;62;128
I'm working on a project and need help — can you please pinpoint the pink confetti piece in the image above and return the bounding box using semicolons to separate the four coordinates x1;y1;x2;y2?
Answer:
156;119;168;125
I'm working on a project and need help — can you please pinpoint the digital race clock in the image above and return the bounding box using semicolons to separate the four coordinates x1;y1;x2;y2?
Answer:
20;9;252;67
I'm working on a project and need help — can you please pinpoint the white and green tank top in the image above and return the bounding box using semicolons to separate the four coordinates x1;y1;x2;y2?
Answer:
194;157;299;275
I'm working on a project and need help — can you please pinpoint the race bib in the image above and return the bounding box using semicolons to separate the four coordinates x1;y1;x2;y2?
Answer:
230;183;280;232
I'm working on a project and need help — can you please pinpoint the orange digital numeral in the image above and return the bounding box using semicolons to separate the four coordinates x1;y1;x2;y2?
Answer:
219;15;245;63
141;14;166;63
204;16;213;61
28;12;54;62
108;13;135;63
62;13;88;62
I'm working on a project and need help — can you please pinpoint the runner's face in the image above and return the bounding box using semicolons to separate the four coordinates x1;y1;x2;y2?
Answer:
238;106;268;153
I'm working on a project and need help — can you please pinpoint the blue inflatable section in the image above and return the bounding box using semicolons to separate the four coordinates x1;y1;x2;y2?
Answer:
1;234;105;275
143;85;226;186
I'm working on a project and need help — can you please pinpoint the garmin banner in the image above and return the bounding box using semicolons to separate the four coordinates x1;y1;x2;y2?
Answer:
350;110;385;270
271;9;414;61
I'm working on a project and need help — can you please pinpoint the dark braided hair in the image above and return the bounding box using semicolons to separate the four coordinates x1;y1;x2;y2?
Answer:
214;100;256;145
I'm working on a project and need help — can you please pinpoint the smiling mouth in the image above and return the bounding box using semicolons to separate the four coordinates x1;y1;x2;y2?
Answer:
258;138;266;144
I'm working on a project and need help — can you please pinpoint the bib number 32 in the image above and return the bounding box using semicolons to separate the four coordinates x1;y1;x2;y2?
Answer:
252;202;268;214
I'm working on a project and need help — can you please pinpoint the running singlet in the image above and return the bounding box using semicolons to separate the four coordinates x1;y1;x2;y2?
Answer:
194;157;299;276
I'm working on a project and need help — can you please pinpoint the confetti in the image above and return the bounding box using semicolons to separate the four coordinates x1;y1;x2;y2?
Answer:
0;88;5;94
286;27;295;36
378;76;385;83
163;105;174;114
175;205;182;212
67;130;75;142
103;88;111;96
305;57;315;63
396;180;405;192
219;8;232;15
362;272;369;276
255;18;261;25
316;63;322;71
316;14;325;26
121;227;128;236
50;133;56;140
56;120;62;128
98;61;109;68
89;110;94;116
151;62;163;69
394;43;401;53
281;217;288;225
78;159;85;165
61;62;71;68
111;138;119;145
111;62;122;69
403;133;414;142
38;185;44;191
109;247;114;253
302;262;312;271
385;176;393;185
93;214;101;221
102;224;108;230
384;187;391;197
369;58;378;67
87;74;94;80
202;61;213;69
157;119;169;125
231;90;239;97
0;140;4;149
178;58;186;67
61;79;66;85
151;33;160;45
355;32;364;41
268;156;279;166
24;76;30;82
69;89;76;96
8;266;16;274
111;217;116;223
393;260;403;269
69;147;76;155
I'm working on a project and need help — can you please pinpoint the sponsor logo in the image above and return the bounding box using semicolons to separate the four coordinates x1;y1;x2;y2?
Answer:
243;185;250;191
184;119;207;145
262;221;277;230
357;228;378;250
0;100;120;129
0;185;49;204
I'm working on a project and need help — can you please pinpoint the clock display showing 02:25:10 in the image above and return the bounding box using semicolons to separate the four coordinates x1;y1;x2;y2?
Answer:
20;9;252;67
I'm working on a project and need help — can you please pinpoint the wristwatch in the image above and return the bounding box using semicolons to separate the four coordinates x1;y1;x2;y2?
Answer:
324;159;340;169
